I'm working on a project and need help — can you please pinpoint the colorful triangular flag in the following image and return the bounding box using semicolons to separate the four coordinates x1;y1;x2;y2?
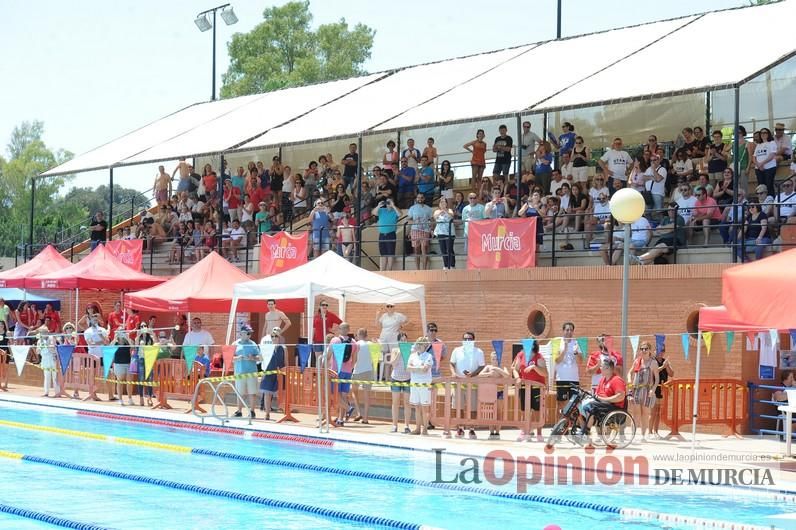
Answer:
102;346;118;379
491;340;504;366
521;338;535;364
790;330;796;350
143;345;160;379
681;333;690;360
463;339;474;354
550;337;562;359
769;329;779;348
368;342;381;371
630;335;640;355
260;338;275;371
702;332;713;355
431;342;444;369
296;344;312;371
576;337;589;360
221;345;236;372
398;342;412;367
725;331;735;353
655;334;666;354
56;344;74;376
183;345;198;371
10;345;29;377
331;342;346;372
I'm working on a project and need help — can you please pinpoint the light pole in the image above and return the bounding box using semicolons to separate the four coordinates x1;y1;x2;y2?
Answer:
194;4;238;101
609;188;646;369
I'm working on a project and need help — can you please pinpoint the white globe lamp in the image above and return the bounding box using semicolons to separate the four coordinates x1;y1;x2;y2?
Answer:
608;187;646;371
609;187;645;223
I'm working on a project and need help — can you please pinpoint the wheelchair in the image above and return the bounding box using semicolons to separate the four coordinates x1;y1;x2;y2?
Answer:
547;387;636;449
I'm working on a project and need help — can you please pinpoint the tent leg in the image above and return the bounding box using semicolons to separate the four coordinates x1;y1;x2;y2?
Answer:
419;299;428;337
75;288;79;326
225;301;236;345
691;332;702;454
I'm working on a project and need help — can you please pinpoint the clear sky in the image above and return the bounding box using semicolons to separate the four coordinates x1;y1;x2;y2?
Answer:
2;0;745;193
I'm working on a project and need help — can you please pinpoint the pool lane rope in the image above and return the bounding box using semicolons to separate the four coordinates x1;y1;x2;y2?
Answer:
0;450;427;530
75;410;334;446
0;501;109;530
0;420;784;529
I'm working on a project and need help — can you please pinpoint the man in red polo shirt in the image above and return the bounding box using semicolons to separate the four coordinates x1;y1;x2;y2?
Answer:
312;300;341;366
579;358;626;431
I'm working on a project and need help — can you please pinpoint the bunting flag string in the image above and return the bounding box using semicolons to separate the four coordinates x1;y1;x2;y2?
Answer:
296;344;312;371
56;344;75;376
629;335;640;355
183;345;198;372
521;338;535;364
331;342;346;372
703;332;713;355
681;334;690;360
491;340;504;366
398;342;412;367
655;334;666;354
368;343;382;371
101;346;118;379
576;337;589;360
143;345;160;380
725;331;735;353
10;346;30;377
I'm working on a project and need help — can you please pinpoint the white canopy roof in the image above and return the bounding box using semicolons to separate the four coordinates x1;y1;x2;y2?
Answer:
374;15;696;132
537;0;796;111
42;2;795;177
236;45;537;149
227;251;427;342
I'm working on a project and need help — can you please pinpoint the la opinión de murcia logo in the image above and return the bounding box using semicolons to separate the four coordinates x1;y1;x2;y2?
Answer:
481;232;522;252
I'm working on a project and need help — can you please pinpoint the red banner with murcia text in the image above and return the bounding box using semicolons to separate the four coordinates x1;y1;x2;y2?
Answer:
467;218;536;269
259;232;308;276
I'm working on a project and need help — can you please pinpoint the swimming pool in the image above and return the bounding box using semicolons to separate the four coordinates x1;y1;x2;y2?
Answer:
0;401;787;529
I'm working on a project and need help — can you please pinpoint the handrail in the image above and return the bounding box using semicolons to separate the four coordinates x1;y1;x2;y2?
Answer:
191;379;252;426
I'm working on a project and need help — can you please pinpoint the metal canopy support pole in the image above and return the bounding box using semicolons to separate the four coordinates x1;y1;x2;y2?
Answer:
705;91;712;138
355;135;363;265
556;0;562;39
620;223;631;369
542;113;549;147
218;153;225;253
515;114;522;215
731;86;740;263
108;167;114;242
28;177;36;261
211;10;217;101
691;331;703;454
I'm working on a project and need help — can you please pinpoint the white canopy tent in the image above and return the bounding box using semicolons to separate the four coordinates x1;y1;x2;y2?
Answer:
39;2;796;176
226;251;427;343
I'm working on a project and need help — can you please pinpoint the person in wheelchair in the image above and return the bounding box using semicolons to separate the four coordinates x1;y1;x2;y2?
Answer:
578;358;626;433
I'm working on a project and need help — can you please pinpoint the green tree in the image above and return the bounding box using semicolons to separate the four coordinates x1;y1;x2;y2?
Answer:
0;121;74;257
221;1;375;98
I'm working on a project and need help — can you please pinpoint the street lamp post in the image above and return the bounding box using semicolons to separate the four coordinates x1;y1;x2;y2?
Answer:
609;188;646;369
194;4;238;101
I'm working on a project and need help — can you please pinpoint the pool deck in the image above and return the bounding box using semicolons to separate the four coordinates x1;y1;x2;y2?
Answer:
2;382;795;494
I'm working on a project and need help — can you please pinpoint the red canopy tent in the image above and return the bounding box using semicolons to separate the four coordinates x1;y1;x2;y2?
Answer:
28;244;164;291
698;305;768;332
125;251;303;313
0;245;72;288
722;248;796;330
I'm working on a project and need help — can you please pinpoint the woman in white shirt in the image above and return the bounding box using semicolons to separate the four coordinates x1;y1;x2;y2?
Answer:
754;128;778;200
644;156;668;214
375;304;408;379
407;337;433;435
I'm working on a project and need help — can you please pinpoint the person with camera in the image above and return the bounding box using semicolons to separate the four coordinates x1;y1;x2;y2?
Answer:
309;199;332;258
484;187;508;219
372;199;401;271
89;211;108;250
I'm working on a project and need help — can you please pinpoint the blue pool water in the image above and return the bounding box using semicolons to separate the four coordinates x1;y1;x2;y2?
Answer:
0;402;786;529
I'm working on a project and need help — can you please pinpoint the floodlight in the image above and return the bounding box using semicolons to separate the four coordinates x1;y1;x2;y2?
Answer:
220;7;238;25
194;14;212;32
